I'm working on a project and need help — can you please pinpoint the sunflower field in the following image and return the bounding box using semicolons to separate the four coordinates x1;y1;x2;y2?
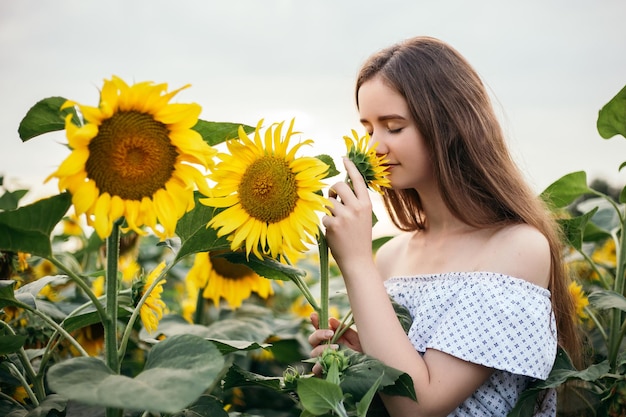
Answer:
0;76;625;417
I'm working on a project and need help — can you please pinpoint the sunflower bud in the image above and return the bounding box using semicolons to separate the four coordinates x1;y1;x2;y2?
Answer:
320;348;350;376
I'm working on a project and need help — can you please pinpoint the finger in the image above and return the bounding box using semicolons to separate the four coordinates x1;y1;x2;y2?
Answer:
308;328;334;347
343;158;369;198
310;312;319;329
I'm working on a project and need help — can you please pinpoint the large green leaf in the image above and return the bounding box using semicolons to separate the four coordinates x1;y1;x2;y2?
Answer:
339;349;416;401
297;376;345;416
140;314;271;355
191;120;254;146
18;96;80;141
47;334;225;413
0;193;71;257
597;84;626;139
174;193;230;261
540;171;591;209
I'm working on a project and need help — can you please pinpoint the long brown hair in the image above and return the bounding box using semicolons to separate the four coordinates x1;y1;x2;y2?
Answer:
356;36;580;362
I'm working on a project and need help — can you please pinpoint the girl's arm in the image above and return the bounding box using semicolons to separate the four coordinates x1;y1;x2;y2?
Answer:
321;159;493;417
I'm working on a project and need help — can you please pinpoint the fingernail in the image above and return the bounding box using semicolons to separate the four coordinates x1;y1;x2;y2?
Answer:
324;330;334;338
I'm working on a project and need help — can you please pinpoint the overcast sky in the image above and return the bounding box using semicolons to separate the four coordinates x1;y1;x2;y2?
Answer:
1;0;626;207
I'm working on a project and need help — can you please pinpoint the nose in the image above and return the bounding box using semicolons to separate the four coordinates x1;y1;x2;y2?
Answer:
369;135;388;156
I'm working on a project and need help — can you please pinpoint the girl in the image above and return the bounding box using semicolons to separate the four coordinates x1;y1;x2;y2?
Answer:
309;36;579;416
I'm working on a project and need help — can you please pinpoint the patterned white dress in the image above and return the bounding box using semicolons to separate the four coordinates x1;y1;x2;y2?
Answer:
384;271;557;417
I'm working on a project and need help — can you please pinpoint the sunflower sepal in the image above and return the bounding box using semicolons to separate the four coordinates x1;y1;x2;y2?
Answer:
315;154;340;179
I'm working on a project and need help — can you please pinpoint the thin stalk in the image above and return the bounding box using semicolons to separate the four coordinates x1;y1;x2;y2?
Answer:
317;228;330;331
290;272;320;313
117;261;173;362
584;306;608;342
6;362;39;407
0;321;44;399
49;256;107;324
331;309;354;344
13;300;88;356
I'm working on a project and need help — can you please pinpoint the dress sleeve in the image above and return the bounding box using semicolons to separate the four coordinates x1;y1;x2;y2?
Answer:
423;278;557;379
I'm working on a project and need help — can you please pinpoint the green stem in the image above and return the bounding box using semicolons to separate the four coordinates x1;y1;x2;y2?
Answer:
607;217;626;371
105;222;121;374
193;287;205;325
105;221;122;417
318;228;330;331
117;261;174;362
290;271;320;313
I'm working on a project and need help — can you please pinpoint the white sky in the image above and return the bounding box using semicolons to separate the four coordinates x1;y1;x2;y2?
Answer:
1;0;626;208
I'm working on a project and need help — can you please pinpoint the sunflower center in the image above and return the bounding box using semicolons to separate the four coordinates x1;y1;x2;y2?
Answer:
238;156;298;223
85;111;179;200
211;256;254;279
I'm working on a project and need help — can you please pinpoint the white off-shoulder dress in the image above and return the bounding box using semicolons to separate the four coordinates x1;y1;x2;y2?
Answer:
384;271;557;417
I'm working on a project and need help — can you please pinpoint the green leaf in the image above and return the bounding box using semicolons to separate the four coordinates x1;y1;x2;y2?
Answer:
18;96;80;142
16;394;67;417
47;334;225;413
0;193;72;257
297;376;345;415
170;395;228;417
540;171;591;209
140;314;272;354
0;189;29;211
340;349;416;402
0;335;27;355
174;193;231;262
222;363;284;392
191;120;254;146
219;251;308;282
62;295;133;333
0;275;62;310
556;207;599;250
356;374;384;417
316;154;340;179
597;84;626;139
588;290;626;312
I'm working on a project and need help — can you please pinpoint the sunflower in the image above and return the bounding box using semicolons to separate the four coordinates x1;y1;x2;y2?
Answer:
137;262;167;334
200;119;329;262
343;129;390;193
46;76;216;239
187;251;273;309
568;280;589;322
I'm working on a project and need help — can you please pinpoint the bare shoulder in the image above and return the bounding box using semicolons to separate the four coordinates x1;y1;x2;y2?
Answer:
479;224;551;288
374;232;410;280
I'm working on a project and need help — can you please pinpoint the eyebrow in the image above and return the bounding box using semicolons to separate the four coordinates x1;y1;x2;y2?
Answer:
359;114;407;123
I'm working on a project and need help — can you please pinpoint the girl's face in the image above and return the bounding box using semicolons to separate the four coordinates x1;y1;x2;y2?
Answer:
357;76;434;191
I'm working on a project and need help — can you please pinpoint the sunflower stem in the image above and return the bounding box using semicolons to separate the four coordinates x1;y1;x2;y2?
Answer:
318;227;330;331
105;221;123;417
